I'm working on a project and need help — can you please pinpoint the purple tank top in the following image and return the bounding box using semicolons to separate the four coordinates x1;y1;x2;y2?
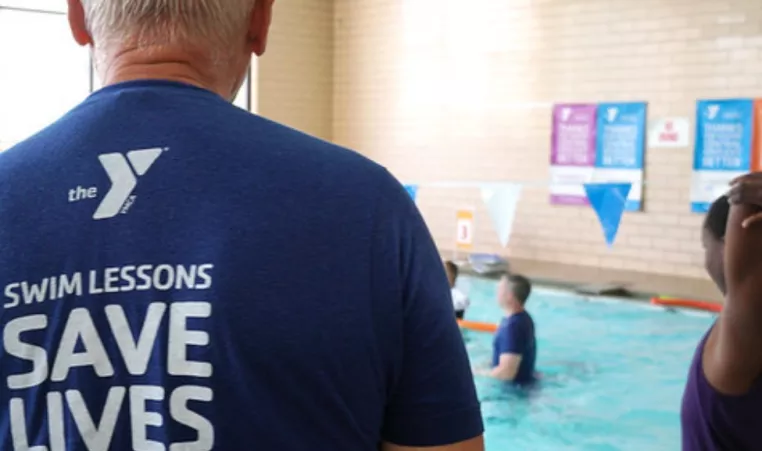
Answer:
681;324;762;450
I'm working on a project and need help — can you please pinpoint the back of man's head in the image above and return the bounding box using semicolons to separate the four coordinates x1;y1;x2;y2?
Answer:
70;0;274;99
508;274;532;306
80;0;256;48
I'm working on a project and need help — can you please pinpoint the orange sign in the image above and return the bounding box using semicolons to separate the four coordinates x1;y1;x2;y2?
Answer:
455;209;474;251
752;100;762;171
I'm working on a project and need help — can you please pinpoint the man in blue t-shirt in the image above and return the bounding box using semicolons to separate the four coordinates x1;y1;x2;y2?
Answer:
0;1;484;450
490;274;537;385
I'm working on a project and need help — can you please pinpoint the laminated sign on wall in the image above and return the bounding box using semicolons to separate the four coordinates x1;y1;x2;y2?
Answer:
550;102;647;211
691;99;754;213
593;102;647;211
549;104;597;205
648;117;690;148
455;209;474;251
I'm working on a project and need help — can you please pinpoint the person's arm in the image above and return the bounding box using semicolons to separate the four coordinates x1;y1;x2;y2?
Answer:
491;354;522;381
376;173;484;450
490;320;524;382
707;177;762;394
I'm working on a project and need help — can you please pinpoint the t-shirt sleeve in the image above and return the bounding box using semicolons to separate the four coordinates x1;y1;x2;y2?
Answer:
375;173;483;447
496;318;525;355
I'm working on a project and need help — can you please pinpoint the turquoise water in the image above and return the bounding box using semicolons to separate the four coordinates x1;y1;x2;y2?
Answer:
459;276;716;451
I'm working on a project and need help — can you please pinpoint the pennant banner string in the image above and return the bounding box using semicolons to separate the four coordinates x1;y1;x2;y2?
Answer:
418;179;709;188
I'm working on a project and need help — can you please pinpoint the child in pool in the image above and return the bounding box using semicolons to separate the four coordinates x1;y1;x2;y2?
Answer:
445;260;470;319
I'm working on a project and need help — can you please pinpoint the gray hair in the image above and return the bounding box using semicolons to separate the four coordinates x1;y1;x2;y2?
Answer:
81;0;257;55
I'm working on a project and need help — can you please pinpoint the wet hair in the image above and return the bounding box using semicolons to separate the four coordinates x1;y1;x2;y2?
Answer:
508;274;532;305
704;195;730;241
444;261;458;280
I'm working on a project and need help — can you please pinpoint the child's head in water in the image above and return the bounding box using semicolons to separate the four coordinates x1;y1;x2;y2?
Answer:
444;261;458;288
702;194;729;295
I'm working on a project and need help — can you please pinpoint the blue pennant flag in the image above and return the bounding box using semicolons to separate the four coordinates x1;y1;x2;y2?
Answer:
584;183;632;247
404;184;418;202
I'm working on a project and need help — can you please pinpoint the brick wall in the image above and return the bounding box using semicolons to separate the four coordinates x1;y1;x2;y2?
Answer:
257;0;334;141
333;0;762;279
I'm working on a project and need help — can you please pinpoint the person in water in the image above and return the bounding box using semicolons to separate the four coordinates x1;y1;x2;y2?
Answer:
445;260;470;319
682;185;762;450
489;274;536;384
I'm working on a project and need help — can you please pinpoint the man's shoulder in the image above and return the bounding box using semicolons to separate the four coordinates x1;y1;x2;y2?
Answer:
0;132;50;174
241;117;406;198
516;312;535;328
249;116;381;170
3;104;393;185
504;312;533;328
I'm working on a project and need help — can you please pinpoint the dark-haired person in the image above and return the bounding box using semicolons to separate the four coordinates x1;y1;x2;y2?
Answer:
489;274;537;384
681;184;762;451
445;260;470;319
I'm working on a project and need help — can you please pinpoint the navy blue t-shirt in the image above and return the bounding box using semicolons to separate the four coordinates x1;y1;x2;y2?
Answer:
492;311;537;385
0;81;483;450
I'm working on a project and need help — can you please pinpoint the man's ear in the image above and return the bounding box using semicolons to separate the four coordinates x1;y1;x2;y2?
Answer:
67;0;93;46
249;0;275;56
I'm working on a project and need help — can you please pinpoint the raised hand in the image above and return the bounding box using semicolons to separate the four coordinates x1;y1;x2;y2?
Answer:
728;173;762;228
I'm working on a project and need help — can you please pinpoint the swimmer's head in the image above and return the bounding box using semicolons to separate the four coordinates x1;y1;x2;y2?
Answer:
498;273;532;311
68;0;274;101
702;194;729;294
444;261;458;288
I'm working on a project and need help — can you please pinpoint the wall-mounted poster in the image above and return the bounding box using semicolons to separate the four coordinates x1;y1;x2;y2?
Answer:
593;102;647;211
752;100;762;171
455;209;475;251
691;99;754;213
549;104;597;205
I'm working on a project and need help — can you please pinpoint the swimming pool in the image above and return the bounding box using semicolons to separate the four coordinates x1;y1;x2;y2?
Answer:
459;275;716;451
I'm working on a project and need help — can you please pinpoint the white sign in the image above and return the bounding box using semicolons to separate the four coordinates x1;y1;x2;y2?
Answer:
648;117;690;148
455;209;474;250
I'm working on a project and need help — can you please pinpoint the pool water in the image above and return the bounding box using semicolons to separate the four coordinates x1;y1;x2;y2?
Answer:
459;276;716;451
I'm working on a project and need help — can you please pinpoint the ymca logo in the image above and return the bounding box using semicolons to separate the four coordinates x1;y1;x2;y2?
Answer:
606;107;618;123
68;148;165;220
706;105;720;120
560;108;572;122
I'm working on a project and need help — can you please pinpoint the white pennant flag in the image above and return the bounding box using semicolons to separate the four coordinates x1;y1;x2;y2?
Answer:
480;183;523;248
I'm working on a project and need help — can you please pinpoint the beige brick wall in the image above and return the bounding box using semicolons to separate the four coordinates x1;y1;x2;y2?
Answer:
333;0;762;279
257;0;334;141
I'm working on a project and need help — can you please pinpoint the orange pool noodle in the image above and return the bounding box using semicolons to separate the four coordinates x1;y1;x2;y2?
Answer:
650;297;722;313
457;319;498;333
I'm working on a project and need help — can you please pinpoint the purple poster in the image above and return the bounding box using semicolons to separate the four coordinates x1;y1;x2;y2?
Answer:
550;104;598;205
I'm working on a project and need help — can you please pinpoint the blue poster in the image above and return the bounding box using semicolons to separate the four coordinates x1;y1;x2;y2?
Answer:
594;102;647;211
691;99;753;212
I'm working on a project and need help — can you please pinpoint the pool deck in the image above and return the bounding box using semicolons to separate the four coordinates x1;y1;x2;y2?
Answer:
454;257;723;304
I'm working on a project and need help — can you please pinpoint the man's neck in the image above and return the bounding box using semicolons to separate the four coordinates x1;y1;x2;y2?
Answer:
96;45;240;100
